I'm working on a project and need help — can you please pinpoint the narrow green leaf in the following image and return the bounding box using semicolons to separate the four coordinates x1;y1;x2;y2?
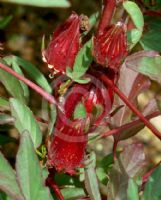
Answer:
123;1;144;49
0;151;24;200
48;104;57;135
0;15;12;29
123;1;144;30
10;98;42;148
16;131;52;200
3;56;52;94
85;152;101;200
127;179;139;200
10;59;30;102
0;0;70;7
66;39;93;81
142;164;161;200
0;66;27;104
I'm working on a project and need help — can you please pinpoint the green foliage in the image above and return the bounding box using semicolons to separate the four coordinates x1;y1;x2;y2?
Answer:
127;179;139;200
3;56;52;94
0;0;70;7
66;39;93;83
10;98;42;148
123;1;144;49
140;17;161;53
16;131;52;200
0;152;24;200
85;152;101;200
142;164;161;200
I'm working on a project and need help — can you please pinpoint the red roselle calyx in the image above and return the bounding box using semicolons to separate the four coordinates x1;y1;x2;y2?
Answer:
47;116;87;175
93;22;128;72
42;12;81;74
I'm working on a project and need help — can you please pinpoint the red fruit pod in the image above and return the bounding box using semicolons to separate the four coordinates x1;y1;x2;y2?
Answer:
93;22;128;72
47;116;87;175
42;12;81;74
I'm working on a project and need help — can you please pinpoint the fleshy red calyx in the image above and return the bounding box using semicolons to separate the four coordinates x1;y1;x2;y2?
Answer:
43;12;81;74
47;116;87;175
93;22;127;72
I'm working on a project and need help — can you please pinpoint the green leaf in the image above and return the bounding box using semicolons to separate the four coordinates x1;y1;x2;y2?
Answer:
48;104;57;135
85;152;101;200
66;39;93;81
123;1;144;49
0;15;12;29
142;164;161;200
0;0;70;7
73;103;86;119
0;151;24;200
0;65;27;104
3;56;52;94
127;179;139;200
61;188;86;200
10;98;42;148
140;18;161;53
0;97;9;110
11;59;29;102
16;131;52;200
128;56;161;83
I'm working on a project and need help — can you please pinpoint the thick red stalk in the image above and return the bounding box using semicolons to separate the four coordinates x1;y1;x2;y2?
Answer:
100;74;161;140
97;0;116;35
0;63;60;107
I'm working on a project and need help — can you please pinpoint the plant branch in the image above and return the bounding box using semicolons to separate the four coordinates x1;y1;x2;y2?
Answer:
46;177;64;200
0;62;62;109
97;0;116;35
100;73;161;140
100;111;160;138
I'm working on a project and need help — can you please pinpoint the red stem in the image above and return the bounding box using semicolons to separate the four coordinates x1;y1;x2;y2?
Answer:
144;10;161;18
100;73;161;140
97;0;116;35
46;177;64;200
101;111;160;138
0;63;62;109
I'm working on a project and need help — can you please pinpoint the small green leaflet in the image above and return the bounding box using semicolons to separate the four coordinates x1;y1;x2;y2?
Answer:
123;1;144;50
66;39;93;83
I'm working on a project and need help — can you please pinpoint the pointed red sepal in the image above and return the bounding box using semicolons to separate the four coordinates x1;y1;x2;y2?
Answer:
43;12;81;74
93;22;127;72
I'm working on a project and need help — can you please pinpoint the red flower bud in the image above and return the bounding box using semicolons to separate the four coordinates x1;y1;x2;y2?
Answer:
47;116;87;174
93;22;127;71
43;12;81;74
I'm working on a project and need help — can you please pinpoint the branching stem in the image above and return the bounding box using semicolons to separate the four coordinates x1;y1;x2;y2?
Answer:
100;73;161;140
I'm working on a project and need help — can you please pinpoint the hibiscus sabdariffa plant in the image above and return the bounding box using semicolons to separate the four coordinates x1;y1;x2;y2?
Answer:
1;0;161;200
